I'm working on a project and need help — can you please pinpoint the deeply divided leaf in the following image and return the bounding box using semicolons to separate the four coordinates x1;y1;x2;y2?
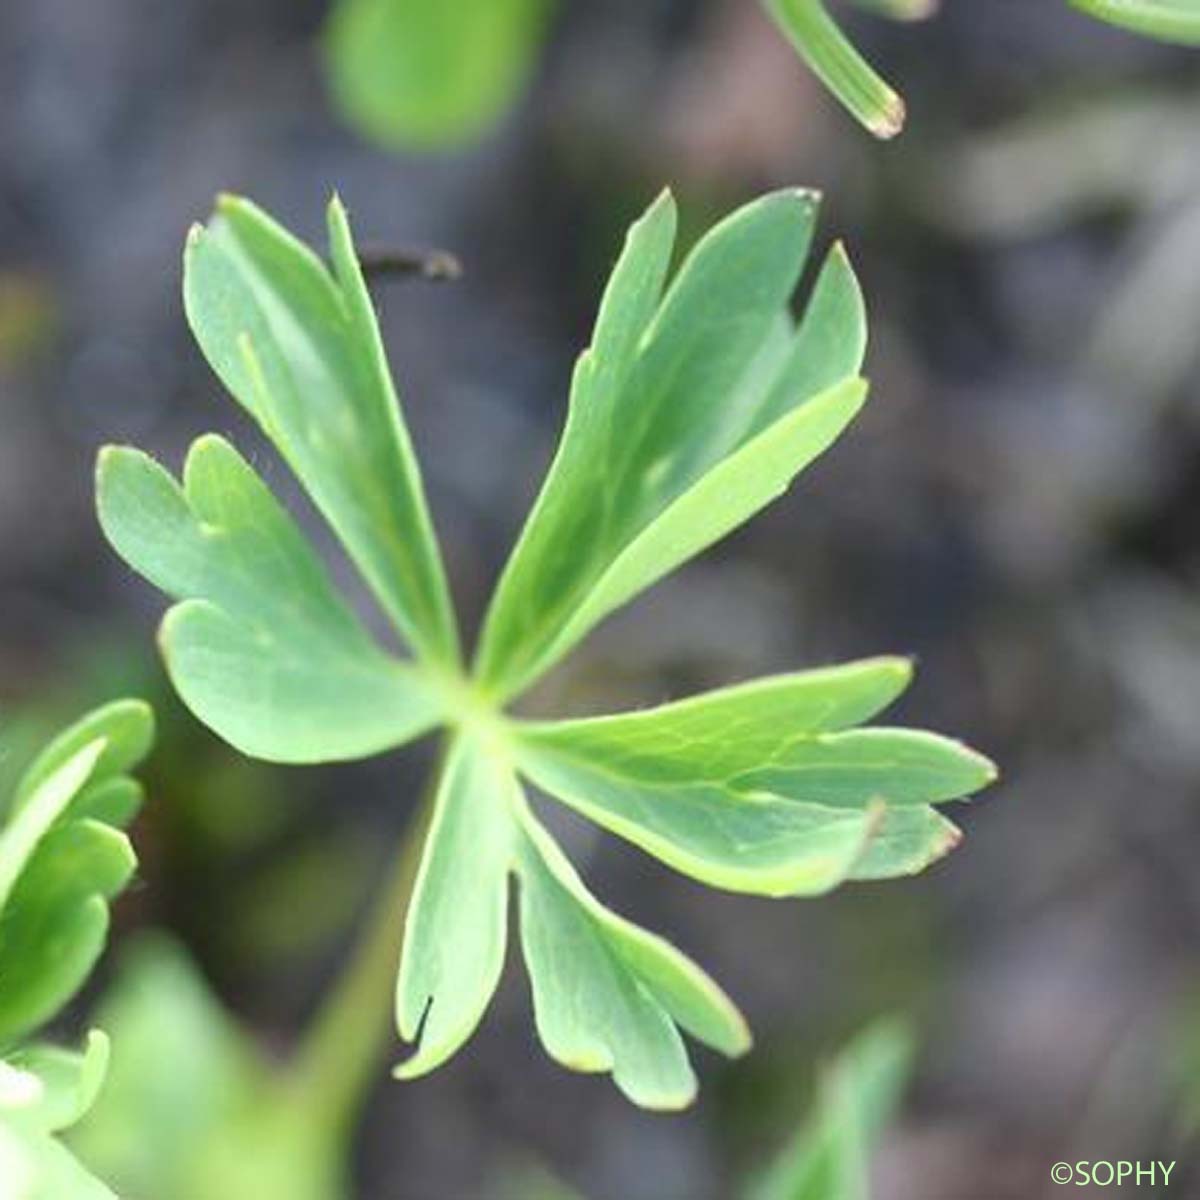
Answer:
95;191;1000;1110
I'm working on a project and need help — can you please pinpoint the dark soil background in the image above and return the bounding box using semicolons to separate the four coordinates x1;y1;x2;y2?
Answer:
3;1;1200;1197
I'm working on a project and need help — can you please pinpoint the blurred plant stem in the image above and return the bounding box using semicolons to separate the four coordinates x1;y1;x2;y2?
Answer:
284;743;445;1140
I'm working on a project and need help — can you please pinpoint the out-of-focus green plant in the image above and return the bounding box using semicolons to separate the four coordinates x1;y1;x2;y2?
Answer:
71;935;350;1200
0;701;153;1199
97;187;994;1114
746;1020;912;1200
501;1020;913;1200
762;0;914;140
320;0;929;145
321;0;1197;149
324;0;554;149
1070;0;1200;44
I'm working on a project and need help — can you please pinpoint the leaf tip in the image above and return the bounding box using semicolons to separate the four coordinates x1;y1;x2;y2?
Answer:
727;1013;754;1059
625;1073;699;1113
183;431;237;484
214;191;247;217
869;92;907;140
326;190;351;233
975;751;1000;788
95;443;124;480
789;185;823;207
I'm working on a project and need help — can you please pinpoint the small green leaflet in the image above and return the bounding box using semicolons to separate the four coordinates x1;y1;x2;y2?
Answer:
98;191;996;1108
1069;0;1200;43
0;701;154;1199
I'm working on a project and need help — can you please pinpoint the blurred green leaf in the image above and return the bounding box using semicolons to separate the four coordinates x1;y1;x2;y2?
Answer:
496;1162;588;1200
324;0;553;149
762;0;906;139
748;1020;914;1200
72;935;349;1200
847;0;937;17
13;701;152;817
0;703;153;1046
6;1033;110;1138
1069;0;1200;44
0;1121;115;1200
0;704;153;1200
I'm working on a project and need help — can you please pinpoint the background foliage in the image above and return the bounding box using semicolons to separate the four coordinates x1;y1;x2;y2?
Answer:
2;1;1199;1197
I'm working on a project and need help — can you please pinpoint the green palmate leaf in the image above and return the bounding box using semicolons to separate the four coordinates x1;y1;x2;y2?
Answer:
476;189;869;700
763;0;906;140
99;191;998;1109
97;436;445;764
515;801;750;1110
394;734;515;1080
1069;0;1200;43
182;194;458;666
324;0;553;149
749;1020;914;1200
515;660;994;896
